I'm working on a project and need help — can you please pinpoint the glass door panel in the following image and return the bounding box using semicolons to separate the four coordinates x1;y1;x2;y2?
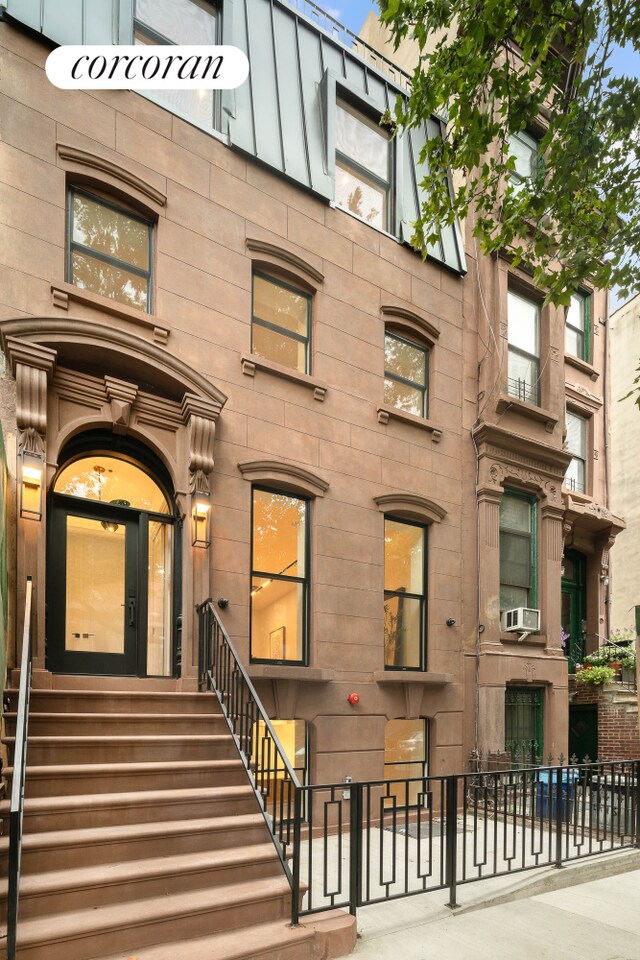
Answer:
65;515;126;654
48;500;139;675
147;520;173;676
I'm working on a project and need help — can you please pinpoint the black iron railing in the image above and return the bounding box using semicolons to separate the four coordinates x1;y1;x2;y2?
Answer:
292;759;640;918
196;599;300;882
7;576;34;960
196;600;640;923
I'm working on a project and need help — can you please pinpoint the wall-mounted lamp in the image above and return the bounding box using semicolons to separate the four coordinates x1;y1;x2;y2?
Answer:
20;450;43;521
192;490;211;548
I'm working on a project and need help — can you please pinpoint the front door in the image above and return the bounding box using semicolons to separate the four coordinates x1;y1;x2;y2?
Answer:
48;499;140;675
562;549;586;671
47;450;176;677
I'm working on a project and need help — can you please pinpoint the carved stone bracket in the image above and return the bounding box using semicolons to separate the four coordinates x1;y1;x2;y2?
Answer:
105;376;138;435
181;393;222;496
4;337;57;454
487;461;561;502
599;535;616;571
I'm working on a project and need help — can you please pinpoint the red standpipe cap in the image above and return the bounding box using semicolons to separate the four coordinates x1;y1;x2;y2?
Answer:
347;692;360;704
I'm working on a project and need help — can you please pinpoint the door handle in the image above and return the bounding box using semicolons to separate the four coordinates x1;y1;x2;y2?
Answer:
128;595;136;626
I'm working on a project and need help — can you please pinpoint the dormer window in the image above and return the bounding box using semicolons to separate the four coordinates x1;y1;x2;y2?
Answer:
335;99;391;231
134;0;220;130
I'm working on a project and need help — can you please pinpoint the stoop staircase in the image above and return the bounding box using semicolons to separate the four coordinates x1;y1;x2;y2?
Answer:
0;681;319;960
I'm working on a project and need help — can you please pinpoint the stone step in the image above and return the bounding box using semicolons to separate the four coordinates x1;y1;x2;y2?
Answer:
4;758;248;797
0;784;259;833
4;711;227;737
4;734;238;765
96;918;317;960
19;674;184;694
4;688;218;715
13;876;293;960
1;813;268;873
0;843;283;918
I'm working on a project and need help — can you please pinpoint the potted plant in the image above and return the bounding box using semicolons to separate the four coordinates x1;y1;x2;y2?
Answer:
583;649;611;668
575;665;616;686
621;651;636;685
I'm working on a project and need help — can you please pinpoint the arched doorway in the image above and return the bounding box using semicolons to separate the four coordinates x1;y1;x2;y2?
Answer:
47;433;179;677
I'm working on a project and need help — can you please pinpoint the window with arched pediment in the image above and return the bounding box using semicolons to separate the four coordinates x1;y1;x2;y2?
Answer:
67;187;153;313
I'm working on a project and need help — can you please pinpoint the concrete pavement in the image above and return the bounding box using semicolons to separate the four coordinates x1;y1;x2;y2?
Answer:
351;850;640;959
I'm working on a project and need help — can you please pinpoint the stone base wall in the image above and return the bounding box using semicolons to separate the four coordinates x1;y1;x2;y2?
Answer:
571;679;640;760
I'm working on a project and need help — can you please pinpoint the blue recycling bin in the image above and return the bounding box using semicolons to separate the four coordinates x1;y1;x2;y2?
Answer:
535;769;578;821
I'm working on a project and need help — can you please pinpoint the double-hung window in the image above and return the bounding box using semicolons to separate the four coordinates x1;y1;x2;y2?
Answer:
565;410;587;494
251;273;311;374
384;331;428;418
565;293;590;362
384;718;429;807
68;188;153;312
499;491;537;613
507;290;540;405
335;99;392;232
384;518;426;670
250;488;309;664
508;130;540;193
134;0;220;131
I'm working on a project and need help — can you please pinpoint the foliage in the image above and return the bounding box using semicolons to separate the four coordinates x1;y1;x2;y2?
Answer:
583;643;635;666
379;0;640;311
575;664;616;685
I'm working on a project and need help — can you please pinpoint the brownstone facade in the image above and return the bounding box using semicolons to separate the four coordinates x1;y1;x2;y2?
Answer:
0;2;624;785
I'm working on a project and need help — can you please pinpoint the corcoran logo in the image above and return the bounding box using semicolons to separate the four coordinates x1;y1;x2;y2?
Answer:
45;45;249;90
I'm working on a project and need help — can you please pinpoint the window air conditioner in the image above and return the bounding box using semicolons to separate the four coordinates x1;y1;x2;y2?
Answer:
501;608;540;633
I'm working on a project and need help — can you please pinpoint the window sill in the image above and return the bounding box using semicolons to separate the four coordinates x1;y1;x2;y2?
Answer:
248;664;333;682
377;404;443;442
562;487;592;504
373;670;453;685
241;353;328;401
51;282;170;344
500;633;547;647
565;353;599;381
496;394;558;433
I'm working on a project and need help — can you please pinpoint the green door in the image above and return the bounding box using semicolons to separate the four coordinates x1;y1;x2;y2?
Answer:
561;549;586;671
569;704;598;762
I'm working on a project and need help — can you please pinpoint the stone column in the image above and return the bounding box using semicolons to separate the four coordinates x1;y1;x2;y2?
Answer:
181;393;222;679
477;484;503;645
539;498;565;651
5;337;56;673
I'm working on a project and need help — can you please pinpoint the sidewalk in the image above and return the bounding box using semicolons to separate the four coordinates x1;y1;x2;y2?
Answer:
351;850;640;959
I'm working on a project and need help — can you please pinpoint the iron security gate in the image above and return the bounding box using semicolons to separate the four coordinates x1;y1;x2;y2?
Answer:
291;760;640;920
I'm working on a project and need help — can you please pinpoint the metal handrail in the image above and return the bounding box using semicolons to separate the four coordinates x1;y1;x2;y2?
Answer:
196;599;300;884
7;576;34;960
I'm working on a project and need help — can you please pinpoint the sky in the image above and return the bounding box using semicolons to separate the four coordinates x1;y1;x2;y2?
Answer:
327;1;377;34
